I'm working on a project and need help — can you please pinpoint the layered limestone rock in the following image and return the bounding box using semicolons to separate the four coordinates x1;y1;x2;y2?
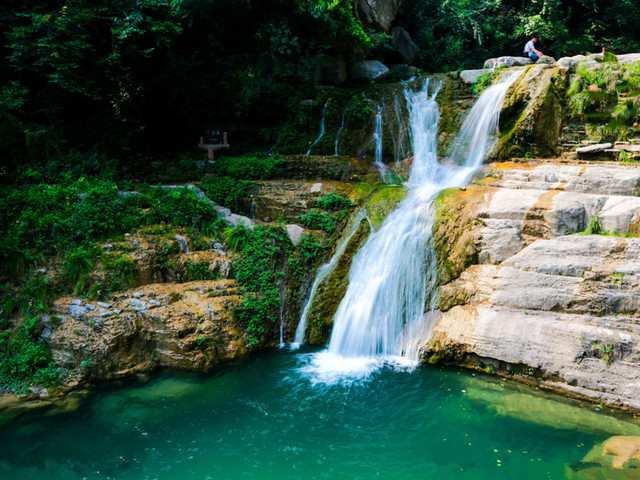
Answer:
428;161;640;410
49;280;246;384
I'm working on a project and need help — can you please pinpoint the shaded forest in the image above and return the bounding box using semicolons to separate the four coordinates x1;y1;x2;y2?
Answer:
1;0;639;182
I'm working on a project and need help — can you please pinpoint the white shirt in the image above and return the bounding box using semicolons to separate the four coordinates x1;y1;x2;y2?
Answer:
524;40;535;54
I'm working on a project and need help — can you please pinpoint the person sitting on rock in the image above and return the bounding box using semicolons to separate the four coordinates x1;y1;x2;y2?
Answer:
524;35;543;62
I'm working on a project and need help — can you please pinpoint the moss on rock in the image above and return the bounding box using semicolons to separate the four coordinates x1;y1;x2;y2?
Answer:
494;66;569;160
365;185;408;229
305;219;372;344
432;186;487;290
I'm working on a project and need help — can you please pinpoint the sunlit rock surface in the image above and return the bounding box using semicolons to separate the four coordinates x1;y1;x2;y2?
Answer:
429;161;640;410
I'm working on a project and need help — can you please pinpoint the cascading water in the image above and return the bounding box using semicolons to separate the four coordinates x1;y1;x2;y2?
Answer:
373;105;388;179
334;108;346;156
390;93;409;163
300;71;522;379
305;101;329;156
292;209;369;348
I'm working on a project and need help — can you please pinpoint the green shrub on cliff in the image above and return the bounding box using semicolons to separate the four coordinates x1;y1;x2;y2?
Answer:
568;62;640;140
148;187;220;234
200;176;253;211
0;316;59;394
214;155;286;180
315;192;354;211
300;210;337;233
231;226;293;349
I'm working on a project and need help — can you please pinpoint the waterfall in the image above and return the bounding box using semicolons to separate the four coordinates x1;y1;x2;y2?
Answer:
390;94;409;163
305;101;329;156
334;108;346;156
292;209;369;347
299;71;521;378
373;105;388;179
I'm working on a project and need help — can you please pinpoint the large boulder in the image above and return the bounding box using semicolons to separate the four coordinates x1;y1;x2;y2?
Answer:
349;60;391;83
459;69;486;84
484;56;532;69
355;0;403;32
391;27;420;64
556;54;588;71
618;53;640;65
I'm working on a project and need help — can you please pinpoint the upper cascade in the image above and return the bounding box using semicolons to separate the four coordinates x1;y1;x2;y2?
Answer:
304;70;522;372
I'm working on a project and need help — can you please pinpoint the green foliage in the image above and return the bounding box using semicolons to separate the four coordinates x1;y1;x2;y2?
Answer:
149;187;219;234
471;65;507;97
345;94;373;128
214;155;286;180
568;63;640;133
300;210;337;233
200;176;253;211
315;193;354;211
223;225;253;253
16;272;57;316
0;179;226;308
63;245;96;293
0;316;59;394
232;226;292;349
398;0;640;72
287;234;328;280
67;188;140;242
183;261;221;282
582;215;603;235
100;255;138;294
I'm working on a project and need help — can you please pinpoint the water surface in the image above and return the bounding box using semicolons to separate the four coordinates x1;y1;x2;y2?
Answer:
1;347;636;480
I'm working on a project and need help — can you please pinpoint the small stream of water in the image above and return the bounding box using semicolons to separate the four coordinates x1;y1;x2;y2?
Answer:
305;101;329;156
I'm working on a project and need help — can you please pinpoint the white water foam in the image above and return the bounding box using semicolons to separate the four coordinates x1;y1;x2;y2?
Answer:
298;71;522;381
373;104;388;180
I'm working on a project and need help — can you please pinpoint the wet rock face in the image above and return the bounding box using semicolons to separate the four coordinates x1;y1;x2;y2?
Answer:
494;65;569;159
429;162;640;410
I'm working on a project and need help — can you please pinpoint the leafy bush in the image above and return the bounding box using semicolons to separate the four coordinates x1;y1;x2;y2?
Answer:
287;233;328;280
568;62;640;140
101;255;138;293
63;245;96;293
232;226;292;349
0;316;59;394
17;272;57;316
300;210;337;233
315;192;354;211
471;65;507;97
66;188;139;243
184;261;221;282
223;225;253;252
200;176;253;211
345;93;373;128
214;155;286;180
582;215;603;235
149;187;219;234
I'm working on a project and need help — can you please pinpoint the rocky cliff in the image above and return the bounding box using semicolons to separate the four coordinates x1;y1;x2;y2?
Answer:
427;161;640;410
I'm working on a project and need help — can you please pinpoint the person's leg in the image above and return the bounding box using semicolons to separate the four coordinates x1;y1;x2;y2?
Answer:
529;53;539;62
